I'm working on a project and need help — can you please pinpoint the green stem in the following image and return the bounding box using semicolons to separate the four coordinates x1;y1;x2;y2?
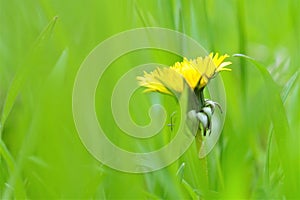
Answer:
195;88;205;109
194;87;209;193
199;156;209;192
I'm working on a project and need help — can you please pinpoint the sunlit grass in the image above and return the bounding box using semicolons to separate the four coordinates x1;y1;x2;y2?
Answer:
1;0;299;199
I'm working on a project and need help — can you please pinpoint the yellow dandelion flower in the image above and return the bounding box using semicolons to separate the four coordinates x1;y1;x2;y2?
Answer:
191;53;232;89
137;67;184;95
171;58;201;89
137;53;232;95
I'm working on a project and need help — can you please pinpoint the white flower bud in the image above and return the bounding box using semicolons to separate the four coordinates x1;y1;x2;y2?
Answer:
196;112;208;129
202;106;213;117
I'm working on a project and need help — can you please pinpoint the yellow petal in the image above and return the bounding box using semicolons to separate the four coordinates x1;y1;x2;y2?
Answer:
216;61;232;72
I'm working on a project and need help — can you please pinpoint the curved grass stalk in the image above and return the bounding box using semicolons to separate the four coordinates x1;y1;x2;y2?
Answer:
265;71;299;186
234;54;297;198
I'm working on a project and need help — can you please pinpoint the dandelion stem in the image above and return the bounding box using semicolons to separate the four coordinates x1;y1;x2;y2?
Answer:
195;88;205;109
194;87;209;192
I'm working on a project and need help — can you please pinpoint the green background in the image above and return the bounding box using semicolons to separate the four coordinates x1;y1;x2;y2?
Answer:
1;0;299;199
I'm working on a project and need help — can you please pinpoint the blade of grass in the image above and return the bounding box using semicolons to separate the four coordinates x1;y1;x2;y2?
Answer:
171;0;182;32
182;178;199;200
203;0;214;51
236;1;247;100
0;140;26;198
176;162;186;181
265;70;298;187
2;46;69;199
233;54;297;198
134;1;150;27
281;70;299;104
0;16;58;131
176;162;200;199
0;16;59;199
214;149;224;190
0;140;15;179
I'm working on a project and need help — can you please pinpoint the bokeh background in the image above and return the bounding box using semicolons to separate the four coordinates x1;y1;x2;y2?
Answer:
0;0;299;199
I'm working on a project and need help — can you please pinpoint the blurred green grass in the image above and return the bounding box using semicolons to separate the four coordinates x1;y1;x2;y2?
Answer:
0;0;299;199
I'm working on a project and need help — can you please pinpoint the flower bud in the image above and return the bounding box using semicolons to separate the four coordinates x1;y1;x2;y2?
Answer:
202;106;213;118
196;112;208;129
